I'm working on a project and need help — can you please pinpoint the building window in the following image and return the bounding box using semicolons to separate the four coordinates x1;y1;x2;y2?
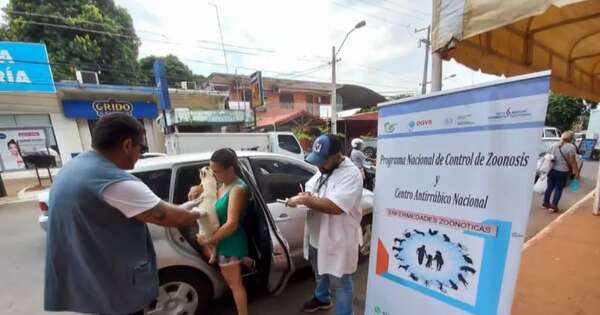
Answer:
318;95;330;104
280;93;294;109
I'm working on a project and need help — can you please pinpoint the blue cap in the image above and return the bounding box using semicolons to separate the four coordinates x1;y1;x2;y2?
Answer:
306;134;342;167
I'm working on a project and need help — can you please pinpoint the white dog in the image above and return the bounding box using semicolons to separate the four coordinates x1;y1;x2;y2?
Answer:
192;166;220;263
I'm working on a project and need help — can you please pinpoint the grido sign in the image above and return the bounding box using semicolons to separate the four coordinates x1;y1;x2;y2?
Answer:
0;41;55;93
62;99;158;119
365;72;550;315
92;100;133;117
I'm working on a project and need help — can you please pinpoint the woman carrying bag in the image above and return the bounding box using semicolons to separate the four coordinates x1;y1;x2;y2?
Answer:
543;131;580;213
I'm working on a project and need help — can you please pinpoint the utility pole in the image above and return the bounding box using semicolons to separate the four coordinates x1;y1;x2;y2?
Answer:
416;25;431;95
209;3;229;73
331;45;337;134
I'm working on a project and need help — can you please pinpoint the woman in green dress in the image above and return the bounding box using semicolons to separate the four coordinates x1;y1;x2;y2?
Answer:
194;148;250;315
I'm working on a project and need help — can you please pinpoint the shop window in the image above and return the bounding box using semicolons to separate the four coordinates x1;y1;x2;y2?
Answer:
0;116;17;128
15;115;52;127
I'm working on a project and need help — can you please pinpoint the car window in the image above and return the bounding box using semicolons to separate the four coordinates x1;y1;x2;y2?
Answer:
173;163;208;204
278;134;301;154
545;129;559;138
133;169;172;201
251;158;315;203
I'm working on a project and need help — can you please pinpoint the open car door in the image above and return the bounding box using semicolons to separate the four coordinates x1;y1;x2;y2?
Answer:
239;161;295;294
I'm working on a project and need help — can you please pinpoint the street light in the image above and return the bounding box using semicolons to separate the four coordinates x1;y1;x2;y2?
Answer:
331;20;366;134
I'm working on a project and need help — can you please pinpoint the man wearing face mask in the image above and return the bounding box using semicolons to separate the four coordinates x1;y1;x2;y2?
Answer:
287;134;363;315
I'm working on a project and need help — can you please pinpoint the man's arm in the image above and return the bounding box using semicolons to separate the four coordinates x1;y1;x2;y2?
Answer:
287;193;343;215
135;201;200;227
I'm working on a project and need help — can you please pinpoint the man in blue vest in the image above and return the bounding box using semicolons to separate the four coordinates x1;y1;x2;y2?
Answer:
44;113;200;315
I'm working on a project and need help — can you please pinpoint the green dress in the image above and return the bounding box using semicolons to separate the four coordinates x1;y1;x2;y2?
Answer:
215;178;249;258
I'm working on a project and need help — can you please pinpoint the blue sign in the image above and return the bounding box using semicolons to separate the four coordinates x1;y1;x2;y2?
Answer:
153;60;171;110
0;41;55;93
62;100;158;119
578;138;597;160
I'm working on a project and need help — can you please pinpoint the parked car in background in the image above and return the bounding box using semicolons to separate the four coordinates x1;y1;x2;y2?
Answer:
37;151;374;314
541;126;561;156
575;131;586;149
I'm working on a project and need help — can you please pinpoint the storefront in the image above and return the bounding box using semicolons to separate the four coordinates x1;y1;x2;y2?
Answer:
58;83;161;153
0;41;71;171
167;107;250;132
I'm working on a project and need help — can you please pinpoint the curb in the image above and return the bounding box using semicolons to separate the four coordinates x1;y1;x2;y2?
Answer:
522;189;595;251
0;185;45;206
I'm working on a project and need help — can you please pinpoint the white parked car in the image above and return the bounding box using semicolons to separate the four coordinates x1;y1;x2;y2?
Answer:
38;151;374;314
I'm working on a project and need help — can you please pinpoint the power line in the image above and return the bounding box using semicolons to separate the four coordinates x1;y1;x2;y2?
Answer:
355;0;428;21
5;9;276;54
330;0;412;30
276;62;331;79
372;0;431;17
14;20;260;56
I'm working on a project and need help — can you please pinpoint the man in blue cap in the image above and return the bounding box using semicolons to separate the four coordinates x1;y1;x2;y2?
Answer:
287;134;363;315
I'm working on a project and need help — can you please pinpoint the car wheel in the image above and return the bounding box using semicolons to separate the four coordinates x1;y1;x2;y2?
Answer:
364;147;376;158
359;214;373;262
146;268;213;315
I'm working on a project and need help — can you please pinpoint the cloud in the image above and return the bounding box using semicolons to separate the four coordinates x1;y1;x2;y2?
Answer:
0;0;500;93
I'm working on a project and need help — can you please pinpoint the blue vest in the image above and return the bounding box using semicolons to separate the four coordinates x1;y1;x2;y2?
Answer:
44;151;158;314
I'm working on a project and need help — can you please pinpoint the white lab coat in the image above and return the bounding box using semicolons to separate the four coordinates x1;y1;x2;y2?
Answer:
303;157;364;278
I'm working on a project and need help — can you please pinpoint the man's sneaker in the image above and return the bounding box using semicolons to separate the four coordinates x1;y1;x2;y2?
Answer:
302;297;333;313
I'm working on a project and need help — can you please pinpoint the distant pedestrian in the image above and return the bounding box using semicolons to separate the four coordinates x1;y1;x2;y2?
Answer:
543;131;579;213
350;138;376;181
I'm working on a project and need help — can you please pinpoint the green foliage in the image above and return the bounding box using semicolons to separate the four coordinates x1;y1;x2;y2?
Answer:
291;127;312;141
546;94;590;132
357;106;377;114
1;0;142;84
139;54;207;88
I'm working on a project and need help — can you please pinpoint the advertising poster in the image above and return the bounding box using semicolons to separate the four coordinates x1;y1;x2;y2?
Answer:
0;129;47;171
365;73;550;315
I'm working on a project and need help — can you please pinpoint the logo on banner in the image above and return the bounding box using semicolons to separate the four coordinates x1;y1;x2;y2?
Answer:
488;106;531;121
92;100;133;117
456;114;475;126
408;119;432;131
391;228;478;294
384;122;397;134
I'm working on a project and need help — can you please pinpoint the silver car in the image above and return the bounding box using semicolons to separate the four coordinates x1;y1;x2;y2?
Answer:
38;151;374;314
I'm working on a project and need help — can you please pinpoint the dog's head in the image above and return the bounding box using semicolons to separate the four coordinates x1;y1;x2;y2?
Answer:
199;166;215;181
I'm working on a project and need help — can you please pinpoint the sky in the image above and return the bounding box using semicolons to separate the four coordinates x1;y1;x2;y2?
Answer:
0;0;499;95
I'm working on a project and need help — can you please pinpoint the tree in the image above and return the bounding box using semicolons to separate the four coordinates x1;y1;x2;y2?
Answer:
1;0;142;85
139;54;207;88
545;94;590;132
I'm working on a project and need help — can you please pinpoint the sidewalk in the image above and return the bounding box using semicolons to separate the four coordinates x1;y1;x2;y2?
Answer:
512;191;600;315
0;169;56;205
